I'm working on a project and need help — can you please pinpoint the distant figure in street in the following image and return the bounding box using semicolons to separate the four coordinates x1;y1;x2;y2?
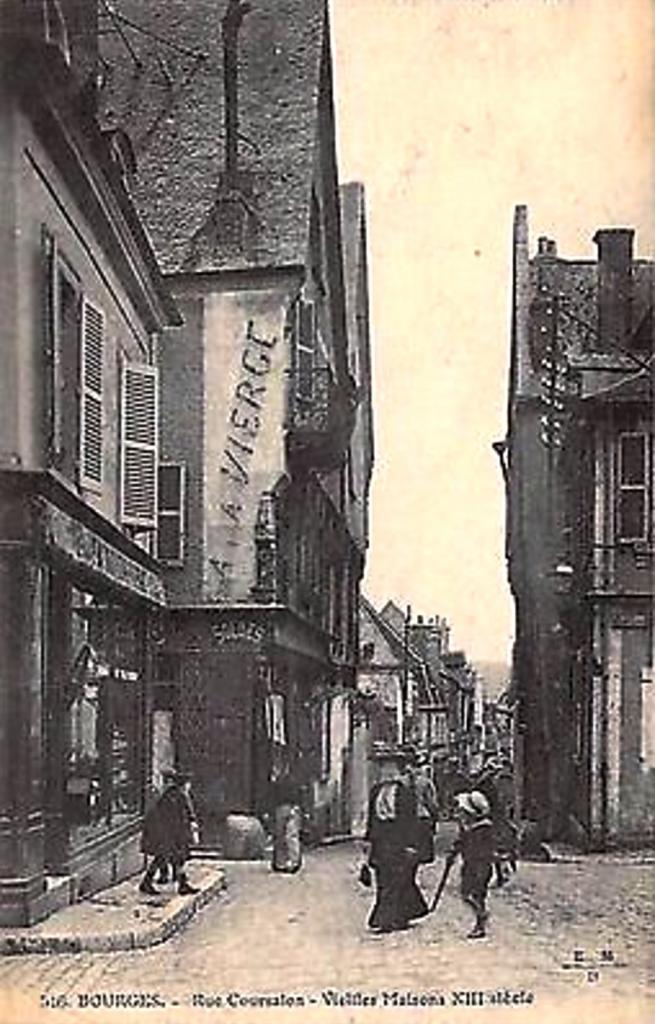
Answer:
364;748;428;933
405;750;440;866
270;767;303;874
475;757;518;886
139;771;200;896
447;790;494;939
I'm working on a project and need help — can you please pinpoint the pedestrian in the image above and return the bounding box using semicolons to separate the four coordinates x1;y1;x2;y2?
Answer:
447;789;494;939
270;765;303;874
405;749;440;866
363;748;428;933
139;770;200;896
475;757;517;886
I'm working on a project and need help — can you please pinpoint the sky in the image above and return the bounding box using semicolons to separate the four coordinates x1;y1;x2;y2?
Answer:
331;0;655;664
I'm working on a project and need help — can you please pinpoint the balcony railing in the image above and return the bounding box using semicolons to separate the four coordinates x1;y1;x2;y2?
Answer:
287;365;356;471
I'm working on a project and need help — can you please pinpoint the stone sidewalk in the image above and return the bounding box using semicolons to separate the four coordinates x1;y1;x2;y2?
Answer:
0;860;225;957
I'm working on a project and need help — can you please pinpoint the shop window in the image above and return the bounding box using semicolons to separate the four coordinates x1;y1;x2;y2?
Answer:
152;653;181;789
617;433;649;541
63;588;144;847
121;360;159;529
157;463;186;563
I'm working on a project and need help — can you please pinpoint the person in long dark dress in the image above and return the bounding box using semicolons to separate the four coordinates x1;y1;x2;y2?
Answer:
363;749;428;932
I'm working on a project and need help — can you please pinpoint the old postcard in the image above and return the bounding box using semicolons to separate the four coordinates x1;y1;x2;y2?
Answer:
0;1;652;1023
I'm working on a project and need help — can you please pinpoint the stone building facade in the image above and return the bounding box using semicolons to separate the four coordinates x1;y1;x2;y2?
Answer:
502;206;654;846
98;0;373;843
0;1;178;924
353;598;480;830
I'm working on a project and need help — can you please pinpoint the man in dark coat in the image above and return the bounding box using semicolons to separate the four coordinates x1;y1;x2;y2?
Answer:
363;749;428;932
405;750;440;865
139;771;200;896
475;757;518;886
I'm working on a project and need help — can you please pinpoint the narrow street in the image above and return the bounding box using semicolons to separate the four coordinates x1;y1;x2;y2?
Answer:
1;837;651;1024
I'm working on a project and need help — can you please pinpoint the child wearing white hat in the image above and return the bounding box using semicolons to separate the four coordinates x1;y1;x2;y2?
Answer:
447;790;495;938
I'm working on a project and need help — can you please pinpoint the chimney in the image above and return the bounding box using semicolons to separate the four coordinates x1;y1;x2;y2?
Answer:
593;228;634;352
222;1;251;183
536;236;558;258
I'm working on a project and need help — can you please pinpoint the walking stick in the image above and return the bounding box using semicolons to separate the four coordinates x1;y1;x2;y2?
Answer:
429;855;455;913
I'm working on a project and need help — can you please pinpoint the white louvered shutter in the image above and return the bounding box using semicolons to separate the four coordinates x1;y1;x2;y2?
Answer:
79;301;104;489
121;361;159;528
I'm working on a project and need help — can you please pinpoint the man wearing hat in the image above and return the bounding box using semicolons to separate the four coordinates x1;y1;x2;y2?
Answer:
447;790;494;939
363;748;428;932
139;770;200;896
404;748;440;865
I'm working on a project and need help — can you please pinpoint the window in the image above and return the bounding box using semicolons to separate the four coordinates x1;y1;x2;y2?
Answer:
43;230;105;488
295;300;315;401
157;464;186;563
361;641;375;663
56;584;144;848
617;433;650;541
121;361;159;529
43;0;71;64
434;711;448;747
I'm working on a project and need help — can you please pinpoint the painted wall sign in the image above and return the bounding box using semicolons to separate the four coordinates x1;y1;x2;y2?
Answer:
219;320;278;527
204;289;289;602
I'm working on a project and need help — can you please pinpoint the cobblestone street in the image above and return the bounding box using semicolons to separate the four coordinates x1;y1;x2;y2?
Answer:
0;838;652;1024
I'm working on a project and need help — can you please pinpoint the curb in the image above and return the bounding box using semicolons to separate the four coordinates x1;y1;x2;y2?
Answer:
0;870;225;957
319;834;355;847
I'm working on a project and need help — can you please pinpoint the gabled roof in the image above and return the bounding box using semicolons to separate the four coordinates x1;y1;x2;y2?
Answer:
99;0;328;274
360;597;444;708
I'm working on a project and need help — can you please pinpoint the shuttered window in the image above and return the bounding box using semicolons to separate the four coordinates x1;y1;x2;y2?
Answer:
157;463;186;563
79;301;104;489
121;362;159;528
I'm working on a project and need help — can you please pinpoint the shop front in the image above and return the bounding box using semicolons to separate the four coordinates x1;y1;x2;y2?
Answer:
0;473;163;924
155;606;346;851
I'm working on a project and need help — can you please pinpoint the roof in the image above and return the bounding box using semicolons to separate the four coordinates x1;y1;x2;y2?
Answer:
4;31;179;332
360;597;445;707
99;0;328;274
512;212;654;404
